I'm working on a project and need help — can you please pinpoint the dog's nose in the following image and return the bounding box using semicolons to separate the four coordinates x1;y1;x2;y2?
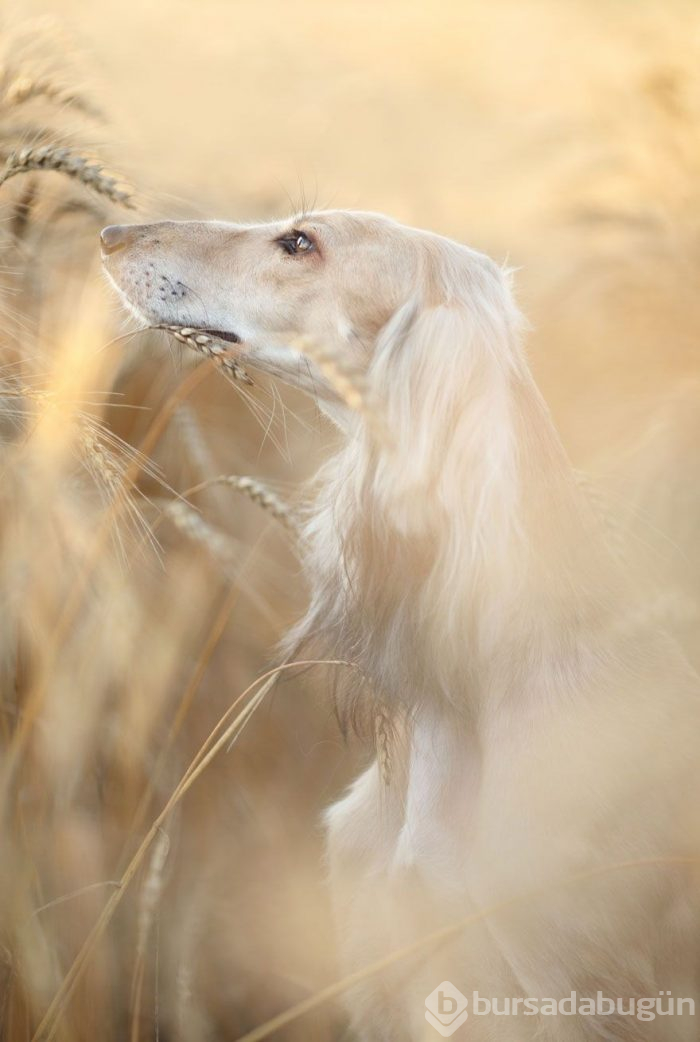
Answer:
100;224;135;256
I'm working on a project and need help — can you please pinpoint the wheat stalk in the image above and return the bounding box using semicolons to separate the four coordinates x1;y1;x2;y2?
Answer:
31;660;358;1042
152;325;254;386
0;145;133;207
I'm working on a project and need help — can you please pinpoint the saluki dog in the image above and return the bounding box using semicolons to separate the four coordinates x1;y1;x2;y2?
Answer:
103;211;700;1040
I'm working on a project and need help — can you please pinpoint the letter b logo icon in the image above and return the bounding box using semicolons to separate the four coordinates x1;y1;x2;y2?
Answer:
439;992;458;1016
425;982;469;1036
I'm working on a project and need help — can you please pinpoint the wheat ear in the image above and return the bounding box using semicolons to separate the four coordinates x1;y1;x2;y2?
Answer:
130;828;170;1042
184;474;294;530
136;829;170;961
152;325;253;386
375;704;393;787
573;470;628;564
78;425;124;494
162;500;238;565
291;335;366;411
3;75;102;118
291;335;391;446
0;145;133;207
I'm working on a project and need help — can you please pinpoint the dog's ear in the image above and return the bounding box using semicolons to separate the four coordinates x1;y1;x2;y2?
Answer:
367;256;526;548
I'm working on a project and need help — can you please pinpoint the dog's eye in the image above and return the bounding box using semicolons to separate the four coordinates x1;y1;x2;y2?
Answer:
278;231;315;256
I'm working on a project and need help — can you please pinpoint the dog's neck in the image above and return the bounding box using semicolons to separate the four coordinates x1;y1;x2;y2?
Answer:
290;341;623;730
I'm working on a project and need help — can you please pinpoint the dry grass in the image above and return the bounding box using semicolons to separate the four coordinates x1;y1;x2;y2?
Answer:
0;21;345;1042
1;3;700;1041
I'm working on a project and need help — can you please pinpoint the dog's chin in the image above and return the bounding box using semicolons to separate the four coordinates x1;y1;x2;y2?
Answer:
242;342;349;422
114;292;347;421
241;343;319;387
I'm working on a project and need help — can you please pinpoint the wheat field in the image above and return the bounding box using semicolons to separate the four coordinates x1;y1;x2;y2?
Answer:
0;2;699;1039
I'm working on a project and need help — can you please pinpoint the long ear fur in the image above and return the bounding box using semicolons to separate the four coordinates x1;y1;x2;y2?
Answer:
288;239;616;726
369;265;524;544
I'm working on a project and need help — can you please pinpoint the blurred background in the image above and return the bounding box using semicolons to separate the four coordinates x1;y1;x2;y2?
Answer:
0;0;699;1039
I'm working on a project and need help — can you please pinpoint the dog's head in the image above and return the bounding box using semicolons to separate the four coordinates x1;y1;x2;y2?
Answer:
102;211;582;674
101;211;522;423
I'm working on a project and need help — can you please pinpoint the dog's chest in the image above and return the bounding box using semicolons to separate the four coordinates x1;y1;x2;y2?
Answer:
389;711;478;888
327;709;479;900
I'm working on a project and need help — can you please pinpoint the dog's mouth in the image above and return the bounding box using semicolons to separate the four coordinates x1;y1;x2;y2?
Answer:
155;321;248;357
199;327;241;344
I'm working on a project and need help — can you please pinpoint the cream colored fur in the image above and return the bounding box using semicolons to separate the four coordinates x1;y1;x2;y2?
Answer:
103;211;700;1040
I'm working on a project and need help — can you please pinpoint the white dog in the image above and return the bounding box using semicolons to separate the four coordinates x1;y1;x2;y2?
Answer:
103;211;700;1040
